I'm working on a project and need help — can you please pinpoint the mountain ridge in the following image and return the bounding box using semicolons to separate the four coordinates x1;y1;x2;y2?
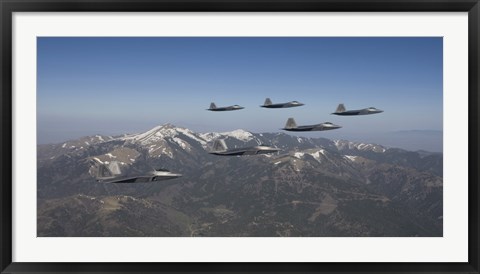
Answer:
37;123;443;237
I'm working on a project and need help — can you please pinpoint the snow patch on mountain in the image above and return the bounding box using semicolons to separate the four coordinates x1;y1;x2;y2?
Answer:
93;147;141;165
200;129;254;143
310;149;326;162
122;124;207;148
176;128;207;145
221;129;253;141
172;137;191;151
147;145;174;158
123;124;175;143
199;132;221;142
344;155;358;161
294;152;305;158
334;140;386;153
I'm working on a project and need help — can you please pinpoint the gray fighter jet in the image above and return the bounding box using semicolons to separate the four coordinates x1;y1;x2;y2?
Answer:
332;104;383;116
209;139;280;156
207;102;244;111
260;98;304;108
92;160;182;183
282;118;341;132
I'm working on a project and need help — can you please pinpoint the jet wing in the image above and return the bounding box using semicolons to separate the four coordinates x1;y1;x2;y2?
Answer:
105;176;141;183
105;175;153;183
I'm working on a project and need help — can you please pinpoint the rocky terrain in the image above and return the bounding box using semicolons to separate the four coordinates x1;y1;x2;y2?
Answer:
37;124;443;237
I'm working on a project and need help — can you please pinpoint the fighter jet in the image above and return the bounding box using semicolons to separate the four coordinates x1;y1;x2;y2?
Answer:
209;139;280;156
92;159;181;183
260;98;304;108
282;118;341;132
331;104;383;116
207;102;244;111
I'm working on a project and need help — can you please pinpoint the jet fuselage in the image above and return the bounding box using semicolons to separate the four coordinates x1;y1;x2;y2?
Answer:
97;170;182;184
209;145;280;156
332;108;383;116
261;102;304;108
282;123;341;132
207;105;244;111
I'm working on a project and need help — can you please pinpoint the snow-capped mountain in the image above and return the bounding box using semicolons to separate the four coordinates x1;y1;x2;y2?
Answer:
122;124;208;147
334;139;386;153
37;124;443;237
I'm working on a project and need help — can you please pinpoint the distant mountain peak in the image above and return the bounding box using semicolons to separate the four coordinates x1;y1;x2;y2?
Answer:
122;124;187;144
220;129;253;141
199;129;254;143
158;123;177;129
334;139;386;153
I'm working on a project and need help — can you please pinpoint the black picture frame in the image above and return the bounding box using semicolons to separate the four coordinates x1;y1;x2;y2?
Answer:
1;0;479;273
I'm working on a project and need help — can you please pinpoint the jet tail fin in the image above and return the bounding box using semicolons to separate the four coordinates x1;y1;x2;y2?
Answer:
212;139;228;152
108;161;122;175
335;104;346;113
91;159;122;181
210;102;216;109
264;98;272;106
97;164;113;178
285;118;297;129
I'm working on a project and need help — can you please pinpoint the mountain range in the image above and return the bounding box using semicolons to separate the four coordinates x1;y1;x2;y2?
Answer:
37;124;443;237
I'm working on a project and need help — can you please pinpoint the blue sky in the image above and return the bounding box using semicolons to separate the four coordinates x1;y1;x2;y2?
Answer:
37;37;443;151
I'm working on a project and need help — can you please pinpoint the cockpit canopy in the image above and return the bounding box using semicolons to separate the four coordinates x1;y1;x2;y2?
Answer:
156;168;170;172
